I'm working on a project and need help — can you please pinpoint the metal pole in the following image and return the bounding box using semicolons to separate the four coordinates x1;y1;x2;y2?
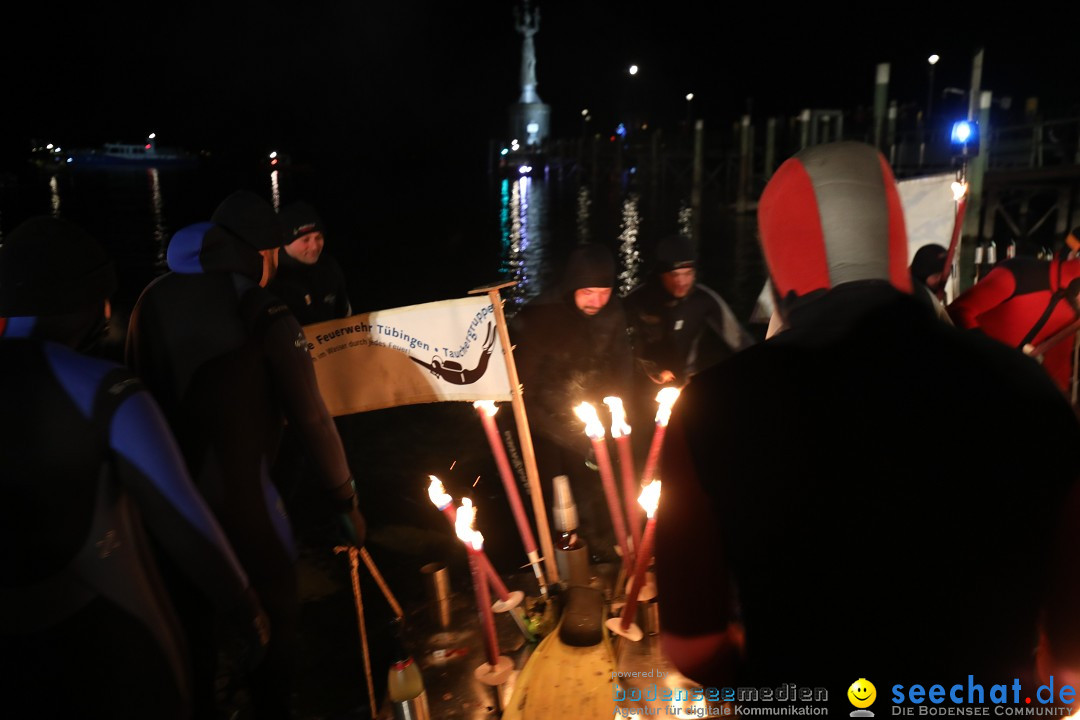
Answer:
887;101;898;165
873;63;890;150
967;48;984;122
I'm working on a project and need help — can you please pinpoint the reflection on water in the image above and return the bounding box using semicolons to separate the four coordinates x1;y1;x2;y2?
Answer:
500;176;545;312
148;168;167;269
48;175;61;217
617;192;641;296
576;185;591;244
270;170;281;212
677;201;692;243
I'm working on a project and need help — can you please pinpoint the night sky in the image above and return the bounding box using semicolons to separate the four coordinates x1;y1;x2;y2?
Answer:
4;2;1077;174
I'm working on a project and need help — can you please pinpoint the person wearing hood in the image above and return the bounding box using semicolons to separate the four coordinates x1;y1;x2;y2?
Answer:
126;190;366;719
624;234;755;388
654;142;1080;713
948;231;1080;400
509;243;633;560
0;216;268;719
267;200;352;326
908;242;954;325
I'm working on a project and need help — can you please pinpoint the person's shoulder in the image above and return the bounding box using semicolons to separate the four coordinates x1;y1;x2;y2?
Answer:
42;342;141;416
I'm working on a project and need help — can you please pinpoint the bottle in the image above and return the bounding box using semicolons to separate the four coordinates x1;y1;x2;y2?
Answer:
387;618;430;720
551;475;591;588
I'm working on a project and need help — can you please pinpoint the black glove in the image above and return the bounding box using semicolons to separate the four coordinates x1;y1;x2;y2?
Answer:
221;587;271;674
336;505;367;548
327;477;366;547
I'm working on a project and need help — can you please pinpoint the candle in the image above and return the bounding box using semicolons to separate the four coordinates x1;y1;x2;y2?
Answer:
427;476;512;601
603;396;641;560
473;401;546;592
455;498;500;666
619;480;662;633
574;402;631;578
640;387;681;487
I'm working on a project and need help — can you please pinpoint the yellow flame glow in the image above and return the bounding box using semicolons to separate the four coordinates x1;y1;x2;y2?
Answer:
603;396;632;438
574;402;606;439
473;400;498;417
638;479;662;518
654;387;682;426
951;181;968;202
427;475;452;509
454;497;484;550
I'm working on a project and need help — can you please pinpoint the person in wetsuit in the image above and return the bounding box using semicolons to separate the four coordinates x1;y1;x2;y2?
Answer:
0;216;268;720
655;142;1080;714
126;190;366;719
948;246;1080;400
267;200;352;327
509;243;633;560
624;233;754;388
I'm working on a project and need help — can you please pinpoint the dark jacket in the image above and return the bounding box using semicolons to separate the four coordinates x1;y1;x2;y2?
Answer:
267;251;351;326
624;279;754;384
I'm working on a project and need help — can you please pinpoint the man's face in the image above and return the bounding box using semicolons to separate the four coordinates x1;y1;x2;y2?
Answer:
661;267;696;298
574;287;612;316
284;231;325;265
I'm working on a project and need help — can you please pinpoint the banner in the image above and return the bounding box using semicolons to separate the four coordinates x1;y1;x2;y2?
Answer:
898;172;957;261
304;295;513;416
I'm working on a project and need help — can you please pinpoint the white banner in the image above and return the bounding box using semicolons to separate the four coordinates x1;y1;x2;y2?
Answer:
305;296;512;416
898;172;957;261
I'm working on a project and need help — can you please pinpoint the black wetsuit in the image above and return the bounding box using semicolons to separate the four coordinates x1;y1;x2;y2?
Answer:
623;279;755;386
658;284;1080;711
0;330;252;720
509;286;633;558
267;250;351;327
126;222;353;718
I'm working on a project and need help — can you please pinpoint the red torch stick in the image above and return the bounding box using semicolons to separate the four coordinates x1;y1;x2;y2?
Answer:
575;402;631;579
606;480;662;643
640;387;681;487
604;396;641;562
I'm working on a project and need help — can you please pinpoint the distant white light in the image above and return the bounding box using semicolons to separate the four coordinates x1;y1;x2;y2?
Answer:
628;64;639;76
148;132;156;139
581;108;589;117
500;148;509;156
54;147;61;153
269;151;278;159
928;54;940;66
686;93;694;102
526;122;539;133
46;143;54;150
518;165;532;174
66;157;72;163
511;139;520;151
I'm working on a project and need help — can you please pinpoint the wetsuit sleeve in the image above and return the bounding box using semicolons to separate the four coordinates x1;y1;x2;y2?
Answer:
947;265;1017;329
262;312;354;501
109;388;251;611
701;287;755;354
654;411;741;685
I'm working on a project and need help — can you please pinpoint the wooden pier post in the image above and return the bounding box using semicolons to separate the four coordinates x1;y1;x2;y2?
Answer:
873;63;890;150
765;117;777;180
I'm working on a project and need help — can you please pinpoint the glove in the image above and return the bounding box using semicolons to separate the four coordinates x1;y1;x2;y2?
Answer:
327;476;366;547
337;505;367;548
221;587;271;674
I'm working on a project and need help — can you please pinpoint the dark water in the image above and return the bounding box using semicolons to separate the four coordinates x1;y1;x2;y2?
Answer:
0;157;767;717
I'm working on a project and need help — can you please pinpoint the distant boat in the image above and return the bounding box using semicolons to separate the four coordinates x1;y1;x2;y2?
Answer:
64;133;200;169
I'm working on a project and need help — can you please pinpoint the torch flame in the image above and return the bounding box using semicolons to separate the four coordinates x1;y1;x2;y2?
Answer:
638;479;662;518
427;475;452;509
473;400;499;418
454;497;484;550
603;396;632;438
574;401;606;439
951;181;968;202
654;387;682;426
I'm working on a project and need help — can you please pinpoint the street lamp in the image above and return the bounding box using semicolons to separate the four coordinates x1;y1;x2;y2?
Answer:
628;64;639;76
685;93;694;128
927;54;940;123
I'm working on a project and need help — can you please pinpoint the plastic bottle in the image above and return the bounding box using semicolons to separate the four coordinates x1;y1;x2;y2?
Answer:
551;475;591;587
387;619;430;720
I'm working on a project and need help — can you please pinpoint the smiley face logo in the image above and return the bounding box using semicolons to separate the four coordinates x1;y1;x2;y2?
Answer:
848;678;876;709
